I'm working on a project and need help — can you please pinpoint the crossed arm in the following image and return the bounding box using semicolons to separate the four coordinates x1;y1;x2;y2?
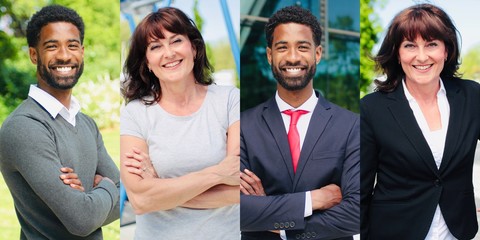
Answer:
120;121;240;214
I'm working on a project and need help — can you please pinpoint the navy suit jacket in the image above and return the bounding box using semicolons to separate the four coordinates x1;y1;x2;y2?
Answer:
240;91;360;240
360;78;480;240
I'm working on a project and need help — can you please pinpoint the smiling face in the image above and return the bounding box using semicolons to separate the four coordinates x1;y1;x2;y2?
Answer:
29;22;84;90
399;35;447;86
267;23;322;91
146;29;196;84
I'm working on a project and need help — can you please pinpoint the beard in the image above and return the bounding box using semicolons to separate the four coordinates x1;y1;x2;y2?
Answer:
271;60;316;91
37;58;83;90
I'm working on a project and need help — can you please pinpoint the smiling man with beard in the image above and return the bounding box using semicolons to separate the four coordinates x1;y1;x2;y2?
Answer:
0;5;119;239
239;6;360;240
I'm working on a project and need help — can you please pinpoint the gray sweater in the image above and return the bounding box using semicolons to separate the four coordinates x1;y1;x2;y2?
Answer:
0;97;120;239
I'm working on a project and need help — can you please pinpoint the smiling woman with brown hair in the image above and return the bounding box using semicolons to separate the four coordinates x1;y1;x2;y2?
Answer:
120;7;240;240
361;3;480;240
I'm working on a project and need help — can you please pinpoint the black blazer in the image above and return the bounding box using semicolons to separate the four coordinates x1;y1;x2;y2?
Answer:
360;78;480;240
240;91;360;240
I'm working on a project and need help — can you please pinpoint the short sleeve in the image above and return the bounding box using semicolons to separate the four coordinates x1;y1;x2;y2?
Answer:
228;87;240;127
120;101;147;140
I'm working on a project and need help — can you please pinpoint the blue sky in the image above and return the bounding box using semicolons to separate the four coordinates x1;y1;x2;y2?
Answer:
168;0;240;44
375;0;480;55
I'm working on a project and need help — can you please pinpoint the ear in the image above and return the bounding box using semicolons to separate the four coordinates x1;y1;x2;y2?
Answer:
266;47;272;65
315;45;322;64
29;47;37;64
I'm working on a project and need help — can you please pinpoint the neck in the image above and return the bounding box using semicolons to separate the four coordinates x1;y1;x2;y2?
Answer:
160;79;201;107
277;83;313;108
37;80;72;109
404;79;440;104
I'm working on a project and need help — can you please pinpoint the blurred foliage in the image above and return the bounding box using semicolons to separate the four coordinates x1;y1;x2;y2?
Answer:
459;44;480;81
74;74;122;129
0;0;120;127
360;0;383;97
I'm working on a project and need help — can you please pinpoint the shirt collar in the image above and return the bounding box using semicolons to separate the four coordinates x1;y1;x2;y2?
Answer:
402;78;447;102
28;84;81;120
275;90;318;112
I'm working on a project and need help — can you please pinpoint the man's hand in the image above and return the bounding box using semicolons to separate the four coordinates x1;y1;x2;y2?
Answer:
124;147;158;179
60;167;84;192
240;169;265;196
311;184;342;211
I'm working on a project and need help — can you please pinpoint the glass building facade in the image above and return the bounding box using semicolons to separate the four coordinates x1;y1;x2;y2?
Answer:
240;0;360;112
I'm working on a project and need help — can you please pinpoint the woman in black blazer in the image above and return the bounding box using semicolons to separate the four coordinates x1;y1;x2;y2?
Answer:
360;4;480;240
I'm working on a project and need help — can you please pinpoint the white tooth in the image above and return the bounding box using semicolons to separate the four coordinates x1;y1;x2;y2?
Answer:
286;68;301;72
56;67;72;72
165;61;181;68
415;65;431;70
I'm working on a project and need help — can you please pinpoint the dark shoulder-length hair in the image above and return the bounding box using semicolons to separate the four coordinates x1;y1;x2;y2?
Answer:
122;7;214;104
374;3;461;92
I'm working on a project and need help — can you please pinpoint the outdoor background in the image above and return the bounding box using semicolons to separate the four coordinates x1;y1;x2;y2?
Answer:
0;0;121;239
362;1;480;239
119;0;239;238
240;0;360;113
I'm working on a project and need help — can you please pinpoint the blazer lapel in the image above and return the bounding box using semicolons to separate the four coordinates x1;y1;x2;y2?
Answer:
387;83;440;176
439;78;464;172
293;91;332;189
262;98;295;182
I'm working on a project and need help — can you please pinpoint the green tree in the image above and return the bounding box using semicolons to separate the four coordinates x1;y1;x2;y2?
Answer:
360;0;383;96
459;44;480;81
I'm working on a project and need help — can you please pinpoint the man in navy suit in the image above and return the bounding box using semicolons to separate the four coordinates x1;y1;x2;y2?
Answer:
240;6;360;240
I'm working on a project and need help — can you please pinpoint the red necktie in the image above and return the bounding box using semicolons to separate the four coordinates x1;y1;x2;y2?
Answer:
282;109;309;173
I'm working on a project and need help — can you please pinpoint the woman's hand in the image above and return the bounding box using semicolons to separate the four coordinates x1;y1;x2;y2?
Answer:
212;155;240;186
124;147;158;179
60;167;84;192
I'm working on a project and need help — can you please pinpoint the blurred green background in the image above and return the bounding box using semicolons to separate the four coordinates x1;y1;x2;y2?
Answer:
0;0;120;239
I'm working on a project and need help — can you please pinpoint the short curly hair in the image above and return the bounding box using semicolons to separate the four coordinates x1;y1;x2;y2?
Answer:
265;5;322;48
26;5;84;48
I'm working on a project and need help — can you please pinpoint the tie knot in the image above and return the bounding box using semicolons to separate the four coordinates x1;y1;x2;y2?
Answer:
282;109;309;125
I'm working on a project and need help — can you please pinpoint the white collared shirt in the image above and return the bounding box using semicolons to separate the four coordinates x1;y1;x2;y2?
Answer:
28;85;81;126
402;79;455;240
276;90;318;240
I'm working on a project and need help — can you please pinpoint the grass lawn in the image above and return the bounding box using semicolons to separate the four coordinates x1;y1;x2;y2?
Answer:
0;127;120;239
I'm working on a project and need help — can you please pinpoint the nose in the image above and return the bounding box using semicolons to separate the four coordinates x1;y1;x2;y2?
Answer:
416;47;429;62
286;48;300;63
163;45;176;59
55;46;72;62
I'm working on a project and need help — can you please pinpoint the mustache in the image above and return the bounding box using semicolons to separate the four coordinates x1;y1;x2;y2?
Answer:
279;61;308;68
48;60;80;68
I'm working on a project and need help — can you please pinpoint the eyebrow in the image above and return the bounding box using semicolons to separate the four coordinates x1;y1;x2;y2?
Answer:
148;34;180;44
273;40;312;46
42;39;81;46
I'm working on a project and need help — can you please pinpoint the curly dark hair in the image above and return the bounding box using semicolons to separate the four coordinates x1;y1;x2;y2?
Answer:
26;5;85;48
122;7;213;105
374;3;461;92
265;5;322;48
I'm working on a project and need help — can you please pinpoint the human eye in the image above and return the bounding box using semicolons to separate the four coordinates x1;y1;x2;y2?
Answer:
276;45;287;51
427;41;439;47
402;43;415;49
172;38;182;44
299;45;310;51
68;43;80;49
149;43;161;51
45;45;57;50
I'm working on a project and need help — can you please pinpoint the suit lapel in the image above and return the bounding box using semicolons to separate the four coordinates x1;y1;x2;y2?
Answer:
262;98;295;182
439;79;464;172
387;83;440;176
293;92;332;189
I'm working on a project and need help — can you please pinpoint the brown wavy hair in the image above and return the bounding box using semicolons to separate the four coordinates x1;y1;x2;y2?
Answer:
122;7;213;104
374;3;461;92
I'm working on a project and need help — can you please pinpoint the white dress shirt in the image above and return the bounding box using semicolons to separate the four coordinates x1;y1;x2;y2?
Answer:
28;85;81;126
403;79;456;240
276;90;318;240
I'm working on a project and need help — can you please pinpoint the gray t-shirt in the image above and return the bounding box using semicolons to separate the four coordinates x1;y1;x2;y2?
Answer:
120;84;240;240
